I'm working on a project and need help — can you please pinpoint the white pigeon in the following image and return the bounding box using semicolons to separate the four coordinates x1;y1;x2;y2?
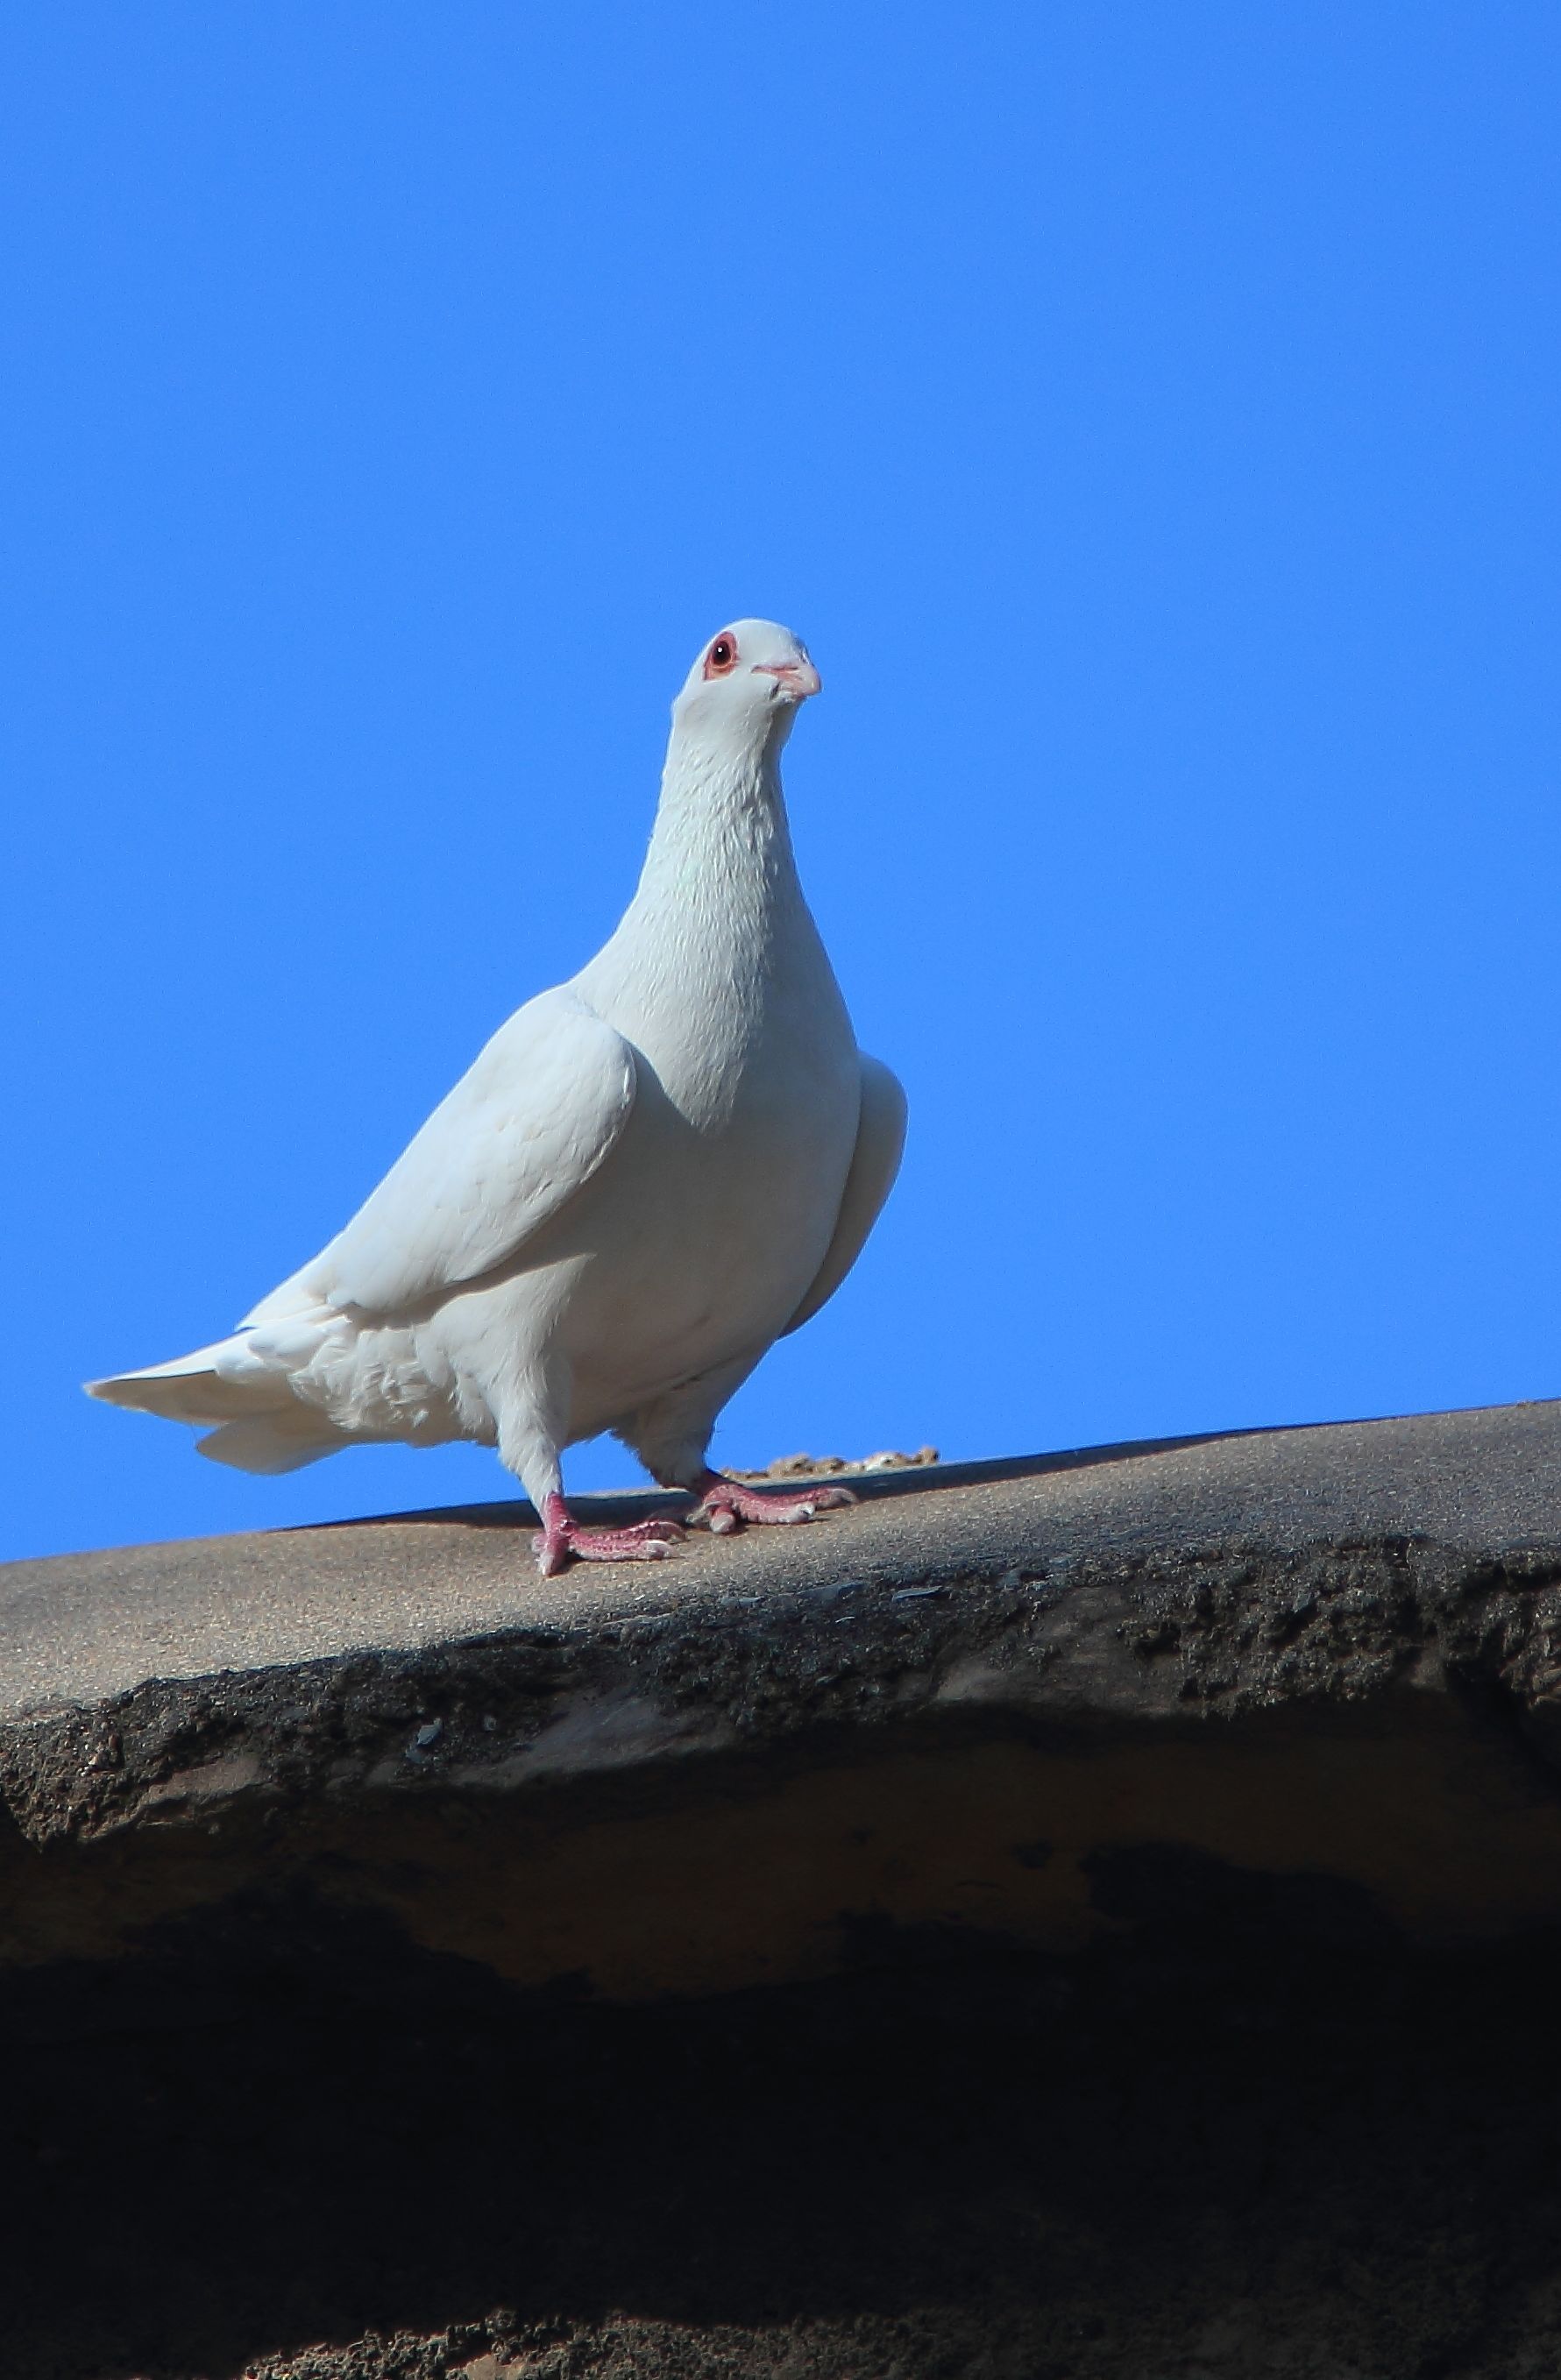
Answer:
89;620;906;1573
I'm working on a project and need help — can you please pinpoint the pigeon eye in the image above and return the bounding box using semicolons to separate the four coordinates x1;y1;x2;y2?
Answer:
703;634;738;678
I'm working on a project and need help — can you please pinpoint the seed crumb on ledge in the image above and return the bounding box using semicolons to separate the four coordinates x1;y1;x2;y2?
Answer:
729;1446;940;1482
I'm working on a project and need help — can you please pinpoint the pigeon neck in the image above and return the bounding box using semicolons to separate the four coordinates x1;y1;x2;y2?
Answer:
634;737;801;912
579;725;844;1102
579;734;819;1052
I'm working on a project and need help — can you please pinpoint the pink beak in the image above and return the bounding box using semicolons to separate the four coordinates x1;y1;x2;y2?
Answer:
753;657;822;701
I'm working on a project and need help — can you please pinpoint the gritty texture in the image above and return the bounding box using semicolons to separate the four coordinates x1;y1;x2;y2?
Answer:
7;1527;1561;1852
9;1399;1561;1725
8;1400;1561;1852
10;1403;1561;2376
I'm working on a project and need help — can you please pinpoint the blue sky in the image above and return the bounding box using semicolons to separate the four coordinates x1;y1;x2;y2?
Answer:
4;4;1559;1560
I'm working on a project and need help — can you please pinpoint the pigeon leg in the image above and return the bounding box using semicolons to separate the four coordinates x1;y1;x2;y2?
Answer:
533;1492;684;1577
685;1469;857;1535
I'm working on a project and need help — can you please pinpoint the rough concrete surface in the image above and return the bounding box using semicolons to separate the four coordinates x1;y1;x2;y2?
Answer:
7;1402;1561;2377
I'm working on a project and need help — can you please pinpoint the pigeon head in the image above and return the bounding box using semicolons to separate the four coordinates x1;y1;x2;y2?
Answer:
671;620;821;761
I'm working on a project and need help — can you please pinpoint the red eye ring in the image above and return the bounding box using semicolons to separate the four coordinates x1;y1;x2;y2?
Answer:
703;633;740;679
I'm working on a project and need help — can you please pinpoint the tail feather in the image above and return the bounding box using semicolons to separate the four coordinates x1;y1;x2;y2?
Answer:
88;1305;358;1473
85;1334;297;1426
195;1413;344;1474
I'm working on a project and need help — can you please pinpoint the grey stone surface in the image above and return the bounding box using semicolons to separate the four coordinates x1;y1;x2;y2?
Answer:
7;1395;1561;1721
9;1399;1561;1866
3;1398;1561;1972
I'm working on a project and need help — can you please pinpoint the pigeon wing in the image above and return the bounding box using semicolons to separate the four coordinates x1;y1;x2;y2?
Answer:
782;1053;907;1335
245;987;638;1321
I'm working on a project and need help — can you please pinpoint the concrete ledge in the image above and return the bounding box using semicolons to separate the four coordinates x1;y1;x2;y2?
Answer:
9;1402;1561;2377
6;1401;1561;1992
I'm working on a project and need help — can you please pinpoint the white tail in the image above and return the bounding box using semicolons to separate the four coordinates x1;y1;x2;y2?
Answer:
85;1326;344;1472
194;1412;344;1473
85;1335;290;1424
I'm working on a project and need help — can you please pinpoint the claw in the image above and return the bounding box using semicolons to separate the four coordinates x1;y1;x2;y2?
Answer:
686;1470;858;1533
534;1495;685;1575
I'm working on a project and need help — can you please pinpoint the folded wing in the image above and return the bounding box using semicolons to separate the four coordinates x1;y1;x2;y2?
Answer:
783;1053;907;1336
246;986;639;1322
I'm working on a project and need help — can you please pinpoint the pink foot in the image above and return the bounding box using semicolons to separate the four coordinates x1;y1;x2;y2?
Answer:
533;1492;684;1577
685;1468;858;1535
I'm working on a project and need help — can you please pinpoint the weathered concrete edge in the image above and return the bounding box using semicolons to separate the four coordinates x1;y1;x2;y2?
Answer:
8;1522;1561;1848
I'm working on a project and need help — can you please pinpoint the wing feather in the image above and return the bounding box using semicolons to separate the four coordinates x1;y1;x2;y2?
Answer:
244;987;637;1321
782;1052;906;1335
